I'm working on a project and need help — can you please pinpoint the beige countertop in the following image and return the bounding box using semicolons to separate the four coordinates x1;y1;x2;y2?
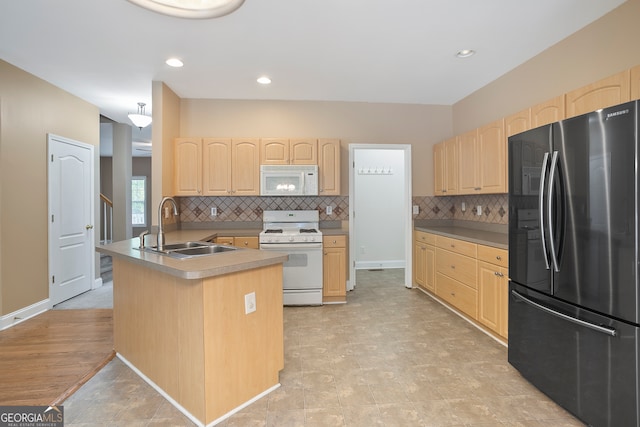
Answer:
415;225;508;249
96;230;288;280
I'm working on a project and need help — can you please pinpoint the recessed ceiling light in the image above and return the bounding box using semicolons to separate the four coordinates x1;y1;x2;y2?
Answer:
166;58;184;67
456;49;476;58
127;0;245;19
257;76;272;85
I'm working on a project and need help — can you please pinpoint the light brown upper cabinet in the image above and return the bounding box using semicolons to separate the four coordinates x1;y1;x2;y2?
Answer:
477;119;506;194
174;137;203;196
531;96;565;128
457;129;479;194
318;139;341;195
434;138;458;196
631;65;640;101
260;138;317;165
505;108;530;138
457;119;506;195
175;137;259;196
565;69;630;118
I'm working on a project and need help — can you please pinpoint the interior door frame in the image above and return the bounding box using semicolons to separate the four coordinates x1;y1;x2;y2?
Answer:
348;144;412;290
47;133;96;306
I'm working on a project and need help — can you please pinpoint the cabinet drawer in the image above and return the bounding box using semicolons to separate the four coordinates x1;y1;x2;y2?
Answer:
414;230;436;246
323;235;346;248
477;245;508;268
436;273;478;318
436;249;477;288
436;236;477;257
214;236;235;246
234;236;259;249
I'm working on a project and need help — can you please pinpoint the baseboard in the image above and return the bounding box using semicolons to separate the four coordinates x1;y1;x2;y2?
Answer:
0;299;50;331
355;260;405;269
93;277;103;290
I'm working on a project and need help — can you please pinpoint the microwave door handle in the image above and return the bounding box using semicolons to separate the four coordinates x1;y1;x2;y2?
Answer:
539;152;551;270
547;151;560;273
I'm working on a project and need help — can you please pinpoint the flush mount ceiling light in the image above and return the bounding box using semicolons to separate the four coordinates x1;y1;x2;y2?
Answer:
127;0;245;19
128;102;153;130
165;57;184;67
456;49;476;58
257;76;272;85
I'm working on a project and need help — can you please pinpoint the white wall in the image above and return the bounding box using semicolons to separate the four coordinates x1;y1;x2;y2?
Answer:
353;148;406;268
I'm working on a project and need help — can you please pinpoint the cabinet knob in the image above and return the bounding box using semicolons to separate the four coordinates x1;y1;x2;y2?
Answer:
450;265;455;269
496;256;502;260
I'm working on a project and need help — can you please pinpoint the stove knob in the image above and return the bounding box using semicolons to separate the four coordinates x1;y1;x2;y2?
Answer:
288;236;294;242
302;236;308;242
309;236;315;242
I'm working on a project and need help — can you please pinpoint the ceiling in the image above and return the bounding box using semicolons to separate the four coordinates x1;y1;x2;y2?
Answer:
0;0;626;156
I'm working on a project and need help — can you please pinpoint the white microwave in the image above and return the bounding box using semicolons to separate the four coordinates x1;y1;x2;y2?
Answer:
260;165;319;196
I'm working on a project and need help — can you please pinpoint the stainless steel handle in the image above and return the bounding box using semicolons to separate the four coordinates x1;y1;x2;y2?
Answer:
539;152;550;270
511;290;616;337
547;151;560;273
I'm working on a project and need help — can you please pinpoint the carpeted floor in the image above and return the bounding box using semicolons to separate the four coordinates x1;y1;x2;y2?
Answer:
0;309;114;405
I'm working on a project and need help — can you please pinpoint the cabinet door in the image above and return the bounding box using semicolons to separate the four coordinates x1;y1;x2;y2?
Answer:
478;118;506;194
457;129;479;194
531;96;565;128
631;65;640;101
174;138;202;196
260;138;289;165
433;143;445;196
444;138;458;195
477;260;501;333
505;108;530;137
565;69;630;118
290;139;317;165
414;240;427;287
203;138;232;195
318;139;341;195
323;247;346;297
424;244;435;293
231;138;260;195
498;272;508;338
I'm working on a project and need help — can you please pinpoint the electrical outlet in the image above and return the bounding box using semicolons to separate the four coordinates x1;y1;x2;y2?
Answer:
210;207;217;216
461;202;466;212
244;292;256;314
164;206;170;219
412;205;419;215
326;206;333;215
477;205;482;216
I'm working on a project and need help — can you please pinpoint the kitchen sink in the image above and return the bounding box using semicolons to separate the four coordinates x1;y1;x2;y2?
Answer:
143;241;238;259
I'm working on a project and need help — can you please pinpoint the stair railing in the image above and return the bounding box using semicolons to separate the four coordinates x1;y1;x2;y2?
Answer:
100;193;113;244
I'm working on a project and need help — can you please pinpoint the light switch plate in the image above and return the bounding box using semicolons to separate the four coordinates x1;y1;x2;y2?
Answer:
210;207;217;216
412;205;419;215
326;206;333;215
244;292;256;314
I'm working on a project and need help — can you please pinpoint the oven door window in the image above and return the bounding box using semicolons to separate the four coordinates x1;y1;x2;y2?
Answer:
285;253;308;267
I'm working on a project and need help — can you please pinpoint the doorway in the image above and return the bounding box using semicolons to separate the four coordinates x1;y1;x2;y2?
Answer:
48;134;95;306
349;144;412;290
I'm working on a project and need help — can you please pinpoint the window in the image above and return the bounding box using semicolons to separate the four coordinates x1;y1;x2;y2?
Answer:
132;176;147;227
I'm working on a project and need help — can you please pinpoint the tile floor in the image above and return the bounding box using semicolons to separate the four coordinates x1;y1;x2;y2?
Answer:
61;269;585;426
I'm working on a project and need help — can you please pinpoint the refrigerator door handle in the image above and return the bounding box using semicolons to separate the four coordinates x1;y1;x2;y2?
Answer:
538;152;551;270
547;150;560;273
511;290;617;337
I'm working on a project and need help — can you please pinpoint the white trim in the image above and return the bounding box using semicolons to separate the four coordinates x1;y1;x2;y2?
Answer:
354;260;405;269
0;300;49;331
117;353;281;427
348;144;412;291
93;276;103;290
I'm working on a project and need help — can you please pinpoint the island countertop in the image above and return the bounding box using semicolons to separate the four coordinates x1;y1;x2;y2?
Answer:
96;230;288;280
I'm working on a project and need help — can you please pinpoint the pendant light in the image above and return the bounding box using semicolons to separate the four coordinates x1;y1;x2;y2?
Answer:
128;102;152;130
126;0;245;19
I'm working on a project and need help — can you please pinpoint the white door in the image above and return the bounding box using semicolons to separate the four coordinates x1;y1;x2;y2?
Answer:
48;134;94;305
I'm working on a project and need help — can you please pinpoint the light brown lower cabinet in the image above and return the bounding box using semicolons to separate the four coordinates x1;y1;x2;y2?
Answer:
214;236;259;249
323;235;347;303
413;230;509;341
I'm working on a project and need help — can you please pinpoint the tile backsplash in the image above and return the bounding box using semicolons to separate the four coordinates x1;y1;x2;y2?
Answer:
179;194;508;225
412;194;508;224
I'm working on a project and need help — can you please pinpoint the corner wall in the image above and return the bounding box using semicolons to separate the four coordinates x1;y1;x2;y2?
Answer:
0;59;99;316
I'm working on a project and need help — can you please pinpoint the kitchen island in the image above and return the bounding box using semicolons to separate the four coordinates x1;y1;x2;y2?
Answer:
97;234;288;426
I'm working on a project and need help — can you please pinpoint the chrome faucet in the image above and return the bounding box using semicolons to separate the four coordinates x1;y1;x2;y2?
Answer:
157;197;179;251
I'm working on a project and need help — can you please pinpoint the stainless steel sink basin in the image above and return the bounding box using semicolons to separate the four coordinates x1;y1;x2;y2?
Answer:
143;241;238;259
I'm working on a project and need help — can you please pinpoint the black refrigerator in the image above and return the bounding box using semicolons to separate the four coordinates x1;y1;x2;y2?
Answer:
508;100;640;427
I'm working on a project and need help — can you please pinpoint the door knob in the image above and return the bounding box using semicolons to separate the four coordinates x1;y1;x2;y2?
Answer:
85;225;94;230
